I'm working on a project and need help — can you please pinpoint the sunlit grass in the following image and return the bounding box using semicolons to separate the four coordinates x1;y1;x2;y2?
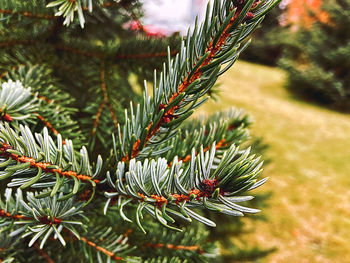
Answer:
197;60;350;262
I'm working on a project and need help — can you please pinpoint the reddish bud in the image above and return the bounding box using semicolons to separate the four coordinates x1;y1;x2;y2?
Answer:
1;113;13;122
201;179;219;197
39;216;61;225
244;12;255;21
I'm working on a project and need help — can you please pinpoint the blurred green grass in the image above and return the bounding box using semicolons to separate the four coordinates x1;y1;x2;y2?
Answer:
196;61;350;262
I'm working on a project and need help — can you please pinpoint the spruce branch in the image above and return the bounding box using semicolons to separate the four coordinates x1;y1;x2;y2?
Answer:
0;79;39;123
114;0;279;162
0;0;55;21
0;40;36;49
99;66;119;130
64;222;215;262
68;226;138;262
46;0;131;28
79;62;124;151
0;123;102;198
3;64;86;146
155;108;251;164
0;188;86;248
177;138;227;165
145;242;203;254
78;235;124;261
78;63;120;146
3;0;122;28
86;63;119;143
0;229;26;262
104;142;265;231
118;223;218;261
0;8;56;20
53;44;103;58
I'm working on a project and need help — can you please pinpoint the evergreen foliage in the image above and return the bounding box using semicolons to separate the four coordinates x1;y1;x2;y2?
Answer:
0;0;279;261
240;2;289;65
279;0;350;110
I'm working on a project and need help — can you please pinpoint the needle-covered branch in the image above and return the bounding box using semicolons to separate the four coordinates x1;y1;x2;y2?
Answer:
129;222;216;261
113;0;279;162
0;0;54;21
0;0;126;28
46;0;127;28
0;123;102;199
105;142;265;232
66;226;138;262
2;65;86;146
0;79;39;124
153;108;252;163
0;188;86;248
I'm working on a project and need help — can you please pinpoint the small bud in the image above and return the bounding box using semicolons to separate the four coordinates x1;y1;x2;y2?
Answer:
201;178;219;197
244;12;255;21
1;113;13;122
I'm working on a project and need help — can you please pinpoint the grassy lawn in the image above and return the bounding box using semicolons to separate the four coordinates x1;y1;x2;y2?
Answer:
196;61;350;262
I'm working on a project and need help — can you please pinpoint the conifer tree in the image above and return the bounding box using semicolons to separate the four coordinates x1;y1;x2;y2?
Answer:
0;0;279;262
279;0;350;110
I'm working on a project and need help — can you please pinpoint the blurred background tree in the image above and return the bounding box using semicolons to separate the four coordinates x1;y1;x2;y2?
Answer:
279;0;350;110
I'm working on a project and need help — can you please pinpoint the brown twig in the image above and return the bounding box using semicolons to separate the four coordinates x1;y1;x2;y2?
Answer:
80;236;123;261
37;95;53;104
36;114;66;145
0;143;100;184
91;101;106;136
122;229;133;238
106;103;118;128
0;9;55;19
136;178;222;209
145;242;204;254
54;44;103;58
0;40;35;48
37;114;59;136
0;209;31;220
100;68;108;102
173;138;228;166
97;66;119;130
33;243;55;263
